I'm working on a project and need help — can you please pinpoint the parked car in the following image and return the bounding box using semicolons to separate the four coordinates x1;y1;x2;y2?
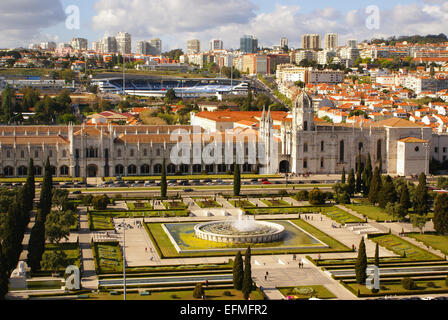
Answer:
72;191;81;195
184;188;194;192
262;181;272;185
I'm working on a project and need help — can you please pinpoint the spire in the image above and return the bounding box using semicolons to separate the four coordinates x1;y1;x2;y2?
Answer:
261;106;266;122
267;106;272;124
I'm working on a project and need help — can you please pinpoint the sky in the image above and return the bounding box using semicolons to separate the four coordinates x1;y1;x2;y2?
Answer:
2;0;448;51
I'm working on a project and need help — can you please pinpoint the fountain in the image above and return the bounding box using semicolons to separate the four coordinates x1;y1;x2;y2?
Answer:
194;211;285;244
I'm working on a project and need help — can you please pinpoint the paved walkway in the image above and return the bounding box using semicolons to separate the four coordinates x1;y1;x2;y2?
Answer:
248;198;268;207
78;207;98;290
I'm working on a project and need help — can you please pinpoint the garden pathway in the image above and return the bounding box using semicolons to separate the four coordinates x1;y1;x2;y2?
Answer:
248;198;268;207
78;207;99;290
215;196;234;209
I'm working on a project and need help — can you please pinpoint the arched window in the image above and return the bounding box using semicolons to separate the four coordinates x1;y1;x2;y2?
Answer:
358;142;364;152
243;163;252;172
167;164;176;174
50;166;56;175
143;149;147;157
140;164;150;175
205;165;214;173
303;143;308;153
153;164;162;174
130;149;134;157
339;141;345;163
193;164;202;173
304;121;308;131
20;150;25;158
156;149;161;156
49;150;53;158
321;158;324;168
104;148;109;159
18;166;27;176
117;149;122;157
34;166;42;176
303;159;308;169
377;140;382;161
60;166;69;176
75;149;79;159
115;165;124;175
321;141;324;152
180;164;189;173
128;165;137;175
6;150;10;158
217;164;227;173
3;166;14;176
62;150;67;158
35;150;39;158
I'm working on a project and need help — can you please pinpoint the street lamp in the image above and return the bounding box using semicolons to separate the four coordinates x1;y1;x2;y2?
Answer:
116;221;132;300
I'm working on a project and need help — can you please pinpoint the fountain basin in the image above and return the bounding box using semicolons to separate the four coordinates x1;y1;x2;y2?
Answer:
194;221;285;244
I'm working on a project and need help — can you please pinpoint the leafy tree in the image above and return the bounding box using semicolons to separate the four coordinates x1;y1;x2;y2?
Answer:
332;183;351;204
242;246;253;300
45;211;76;244
161;158;167;198
193;283;205;299
410;215;427;234
295;190;309;201
355;237;367;284
233;251;244;290
433;193;448;235
347;169;355;197
378;175;397;209
368;167;382;205
308;188;326;205
92;195;109;210
386;202;406;221
233;163;241;197
164;89;177;104
341;167;346;184
414;173;430;215
0;242;9;299
40;250;67;275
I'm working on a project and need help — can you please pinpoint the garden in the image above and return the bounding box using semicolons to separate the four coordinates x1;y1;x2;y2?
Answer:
37;243;80;275
228;199;255;208
195;199;222;208
278;285;336;300
92;242;123;274
345;203;396;222
163;201;188;210
126;201;154;210
369;234;442;261
261;199;291;207
407;233;448;255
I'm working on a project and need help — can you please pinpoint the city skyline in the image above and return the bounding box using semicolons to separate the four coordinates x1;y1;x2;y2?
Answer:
1;0;448;51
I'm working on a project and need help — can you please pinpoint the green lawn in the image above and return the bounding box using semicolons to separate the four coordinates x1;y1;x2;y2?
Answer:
345;204;395;222
347;279;448;297
228;200;255;208
93;242;123;274
104;174;281;182
278;285;337;300
407;233;448;255
261;199;291;207
41;243;80;272
320;207;365;224
369;234;442;261
83;288;264;300
26;280;62;290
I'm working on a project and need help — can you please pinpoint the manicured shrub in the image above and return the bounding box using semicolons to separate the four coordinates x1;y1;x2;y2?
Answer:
92;195;110;210
193;283;204;299
427;281;436;288
223;291;232;296
401;277;415;290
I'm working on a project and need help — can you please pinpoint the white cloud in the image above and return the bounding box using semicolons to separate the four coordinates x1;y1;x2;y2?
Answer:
0;0;66;48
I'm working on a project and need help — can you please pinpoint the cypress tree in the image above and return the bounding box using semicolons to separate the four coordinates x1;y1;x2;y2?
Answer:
234;163;241;197
161;158;167;198
341;167;346;184
362;153;373;196
400;184;411;212
414;173;430;215
378;175;397;209
26;158;35;201
434;193;448;235
3;202;23;272
347;169;356;197
374;242;380;267
27;218;45;272
233;251;244;290
242;246;253;300
355;237;367;284
356;154;362;193
368;167;382;205
0;242;9;300
39;157;53;221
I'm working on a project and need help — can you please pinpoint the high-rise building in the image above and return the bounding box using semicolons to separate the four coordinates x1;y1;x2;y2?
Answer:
92;41;101;52
302;34;321;50
209;39;224;51
240;35;258;53
280;37;288;49
71;38;88;51
40;42;57;51
324;33;338;50
101;36;117;53
150;38;162;55
137;41;150;55
116;32;131;54
187;39;201;54
347;39;358;49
